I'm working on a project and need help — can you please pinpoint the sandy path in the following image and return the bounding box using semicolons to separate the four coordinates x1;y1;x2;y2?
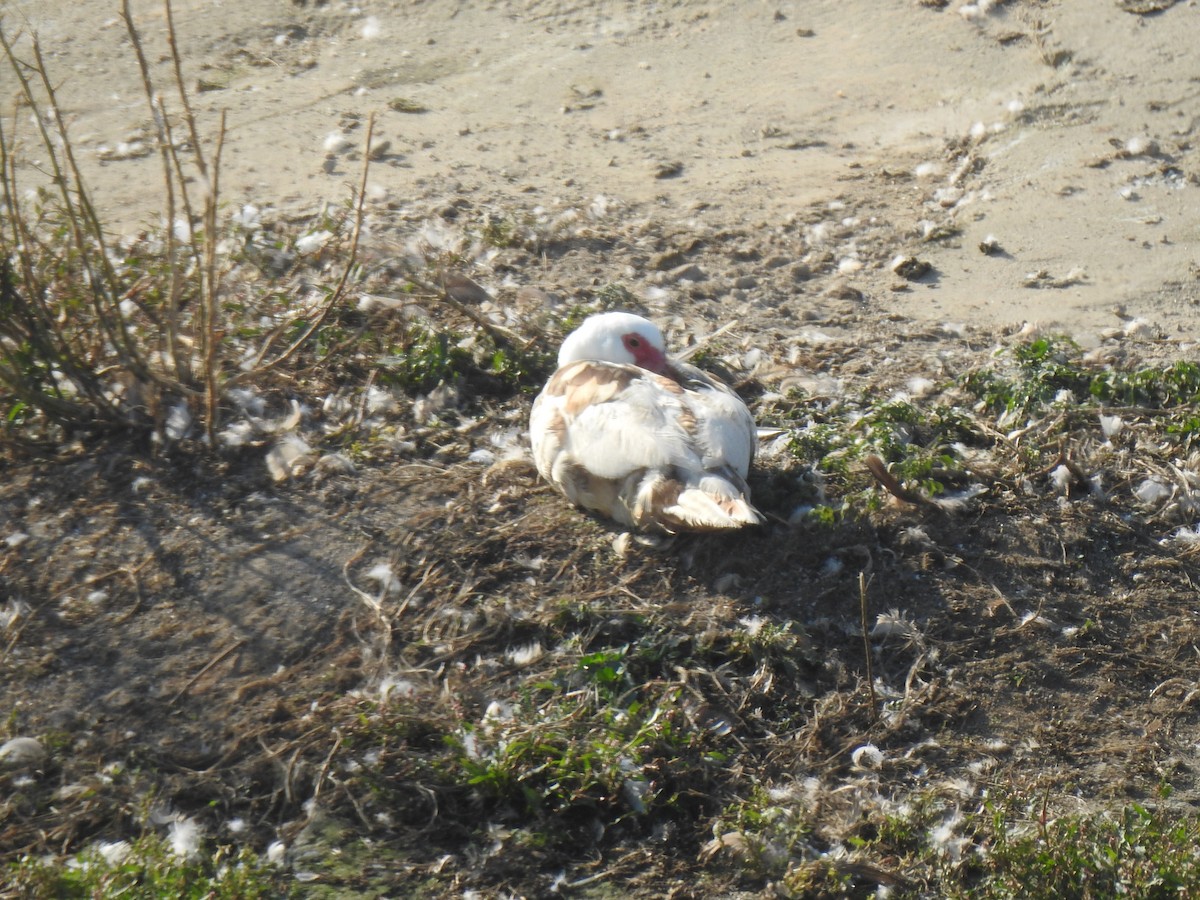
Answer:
8;0;1200;337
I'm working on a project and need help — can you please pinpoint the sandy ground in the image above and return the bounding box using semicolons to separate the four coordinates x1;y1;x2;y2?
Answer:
8;0;1200;339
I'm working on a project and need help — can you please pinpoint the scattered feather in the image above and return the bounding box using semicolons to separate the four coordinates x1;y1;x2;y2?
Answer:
364;562;400;594
267;841;287;866
229;204;261;229
942;776;976;799
933;483;987;512
1017;611;1055;630
266;434;317;481
1165;525;1200;546
360;15;382;39
273;399;305;432
1135;479;1171;506
621;776;650;813
97;840;131;865
379;676;416;702
506;643;544;666
1099;414;1125;442
168;816;203;860
1049;465;1073;495
738;615;766;637
412;383;459;424
323;131;354;153
1;599;30;629
702;831;787;867
872;609;924;645
1124;135;1155;156
906;376;936;398
165;402;191;441
295;230;334;254
851;743;884;769
929;810;967;861
1124;318;1156;339
219;419;257;448
482;700;513;724
227;387;266;416
315;452;356;476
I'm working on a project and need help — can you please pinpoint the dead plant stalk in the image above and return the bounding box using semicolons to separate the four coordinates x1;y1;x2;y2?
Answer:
122;0;227;443
860;571;878;721
238;114;376;379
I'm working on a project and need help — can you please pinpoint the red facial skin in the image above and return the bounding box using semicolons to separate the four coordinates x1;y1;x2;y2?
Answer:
621;331;668;374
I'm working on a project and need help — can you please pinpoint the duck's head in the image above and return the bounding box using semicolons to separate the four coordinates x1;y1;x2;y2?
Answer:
557;311;669;374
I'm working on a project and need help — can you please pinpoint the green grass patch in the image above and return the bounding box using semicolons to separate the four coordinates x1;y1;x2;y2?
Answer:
715;787;1200;898
8;836;289;899
965;337;1200;415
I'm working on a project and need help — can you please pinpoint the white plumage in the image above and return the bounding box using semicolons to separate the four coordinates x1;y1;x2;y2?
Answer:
530;312;763;533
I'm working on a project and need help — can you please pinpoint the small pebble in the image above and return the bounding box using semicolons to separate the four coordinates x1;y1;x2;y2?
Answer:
652;160;684;179
891;255;932;280
0;737;47;769
671;263;707;283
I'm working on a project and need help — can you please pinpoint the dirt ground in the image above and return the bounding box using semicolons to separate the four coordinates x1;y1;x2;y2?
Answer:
4;0;1200;896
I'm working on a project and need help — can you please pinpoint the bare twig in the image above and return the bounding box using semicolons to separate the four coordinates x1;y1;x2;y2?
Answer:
673;319;740;362
860;571;878;721
164;0;207;180
865;454;941;509
122;3;178;356
120;0;194;383
124;0;227;441
310;731;344;802
240;113;376;378
0;31;130;420
26;37;151;379
170;639;246;705
403;268;524;351
202;110;227;446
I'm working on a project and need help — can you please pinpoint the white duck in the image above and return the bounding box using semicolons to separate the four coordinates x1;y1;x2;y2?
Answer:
530;311;764;533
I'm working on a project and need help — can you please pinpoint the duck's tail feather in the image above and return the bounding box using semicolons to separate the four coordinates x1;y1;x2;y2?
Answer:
630;471;764;533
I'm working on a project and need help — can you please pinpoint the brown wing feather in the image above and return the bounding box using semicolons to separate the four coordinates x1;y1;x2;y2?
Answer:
542;361;642;416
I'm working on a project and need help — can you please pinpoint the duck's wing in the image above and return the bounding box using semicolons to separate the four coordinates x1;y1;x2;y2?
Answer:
670;362;758;479
531;360;763;532
531;360;698;481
